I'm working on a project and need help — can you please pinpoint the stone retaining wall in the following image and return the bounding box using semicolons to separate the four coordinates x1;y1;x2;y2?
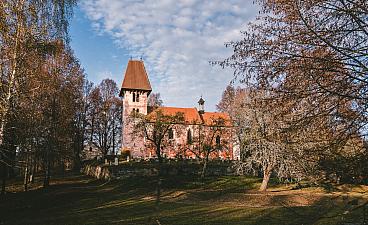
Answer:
81;160;235;180
81;163;112;180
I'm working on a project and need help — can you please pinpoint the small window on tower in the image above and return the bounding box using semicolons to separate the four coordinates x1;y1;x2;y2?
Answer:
133;92;136;102
136;93;140;102
136;108;139;113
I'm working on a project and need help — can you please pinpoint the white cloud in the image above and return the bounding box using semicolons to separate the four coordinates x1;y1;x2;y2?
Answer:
81;0;259;111
96;70;113;83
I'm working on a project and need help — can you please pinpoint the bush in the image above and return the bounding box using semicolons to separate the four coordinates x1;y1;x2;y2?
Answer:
319;152;368;184
121;150;131;160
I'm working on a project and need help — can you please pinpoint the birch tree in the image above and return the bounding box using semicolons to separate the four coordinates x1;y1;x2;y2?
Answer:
0;0;77;192
0;0;77;146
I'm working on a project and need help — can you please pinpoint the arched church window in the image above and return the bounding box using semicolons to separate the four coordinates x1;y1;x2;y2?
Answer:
136;93;140;102
187;129;192;144
168;128;174;139
136;108;139;113
216;135;221;148
133;92;136;102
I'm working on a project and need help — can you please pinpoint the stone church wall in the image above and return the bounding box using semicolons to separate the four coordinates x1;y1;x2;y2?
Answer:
142;123;235;160
122;90;150;158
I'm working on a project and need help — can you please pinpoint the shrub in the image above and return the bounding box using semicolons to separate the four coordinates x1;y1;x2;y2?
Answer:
121;150;131;159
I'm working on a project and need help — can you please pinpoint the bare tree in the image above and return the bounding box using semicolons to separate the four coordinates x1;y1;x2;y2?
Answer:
189;117;231;179
72;80;93;170
216;85;235;114
217;86;249;159
147;92;163;113
131;109;184;161
88;79;122;157
230;89;308;191
217;0;368;185
218;0;368;140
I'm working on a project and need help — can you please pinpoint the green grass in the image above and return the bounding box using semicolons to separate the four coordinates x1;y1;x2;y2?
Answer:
0;173;367;225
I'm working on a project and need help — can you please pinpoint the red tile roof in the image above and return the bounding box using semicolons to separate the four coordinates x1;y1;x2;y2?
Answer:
148;107;232;126
153;107;202;124
201;112;232;126
120;60;152;92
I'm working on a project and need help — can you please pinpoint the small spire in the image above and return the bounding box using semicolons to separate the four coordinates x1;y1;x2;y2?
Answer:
140;55;143;61
198;95;205;105
130;56;133;60
198;96;205;114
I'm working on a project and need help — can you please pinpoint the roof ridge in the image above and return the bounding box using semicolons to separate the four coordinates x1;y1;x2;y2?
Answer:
141;61;152;91
159;106;197;109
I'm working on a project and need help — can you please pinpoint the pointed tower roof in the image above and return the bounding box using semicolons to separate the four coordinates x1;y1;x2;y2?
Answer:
120;60;152;96
198;96;205;105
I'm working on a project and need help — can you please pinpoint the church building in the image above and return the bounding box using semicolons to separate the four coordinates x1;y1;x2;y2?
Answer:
119;59;239;160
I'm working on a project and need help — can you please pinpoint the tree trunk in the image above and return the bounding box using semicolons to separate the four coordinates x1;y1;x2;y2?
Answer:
0;0;24;146
8;137;17;179
43;168;49;187
24;157;28;192
1;162;6;195
155;144;162;212
259;166;272;191
61;158;65;176
112;122;116;155
201;155;209;181
47;159;51;185
43;154;50;188
156;175;162;211
0;122;5;148
31;157;37;183
74;147;81;171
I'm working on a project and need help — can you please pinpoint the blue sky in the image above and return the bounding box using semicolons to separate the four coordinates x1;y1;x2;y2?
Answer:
69;0;259;111
70;7;130;85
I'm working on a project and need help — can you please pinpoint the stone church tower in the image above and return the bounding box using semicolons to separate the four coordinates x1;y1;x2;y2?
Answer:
119;60;152;157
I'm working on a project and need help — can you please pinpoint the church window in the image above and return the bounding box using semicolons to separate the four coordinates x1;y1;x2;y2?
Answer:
136;93;140;102
216;135;221;148
133;92;136;102
187;129;192;144
168;128;174;139
136;108;139;113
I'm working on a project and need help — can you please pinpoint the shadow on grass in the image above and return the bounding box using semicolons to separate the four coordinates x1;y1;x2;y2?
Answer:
0;174;367;225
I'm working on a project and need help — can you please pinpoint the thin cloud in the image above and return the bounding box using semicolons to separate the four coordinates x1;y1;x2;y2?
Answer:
81;0;259;111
